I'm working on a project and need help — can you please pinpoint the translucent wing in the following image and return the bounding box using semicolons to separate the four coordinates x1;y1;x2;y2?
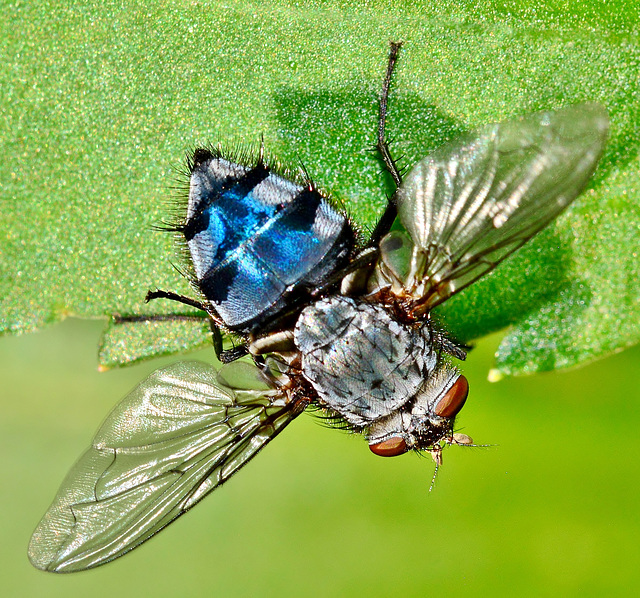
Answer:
378;103;609;310
29;360;304;573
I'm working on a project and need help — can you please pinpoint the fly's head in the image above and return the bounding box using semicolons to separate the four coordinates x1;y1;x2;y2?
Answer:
294;295;472;465
367;367;472;464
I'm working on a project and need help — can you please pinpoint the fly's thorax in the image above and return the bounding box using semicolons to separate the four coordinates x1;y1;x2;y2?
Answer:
368;367;470;458
294;296;437;427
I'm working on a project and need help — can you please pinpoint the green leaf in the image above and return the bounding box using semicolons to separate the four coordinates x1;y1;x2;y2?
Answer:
1;0;639;375
98;315;211;369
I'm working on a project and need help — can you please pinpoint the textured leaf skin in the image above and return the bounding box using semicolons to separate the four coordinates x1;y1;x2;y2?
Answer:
2;1;639;374
98;316;211;369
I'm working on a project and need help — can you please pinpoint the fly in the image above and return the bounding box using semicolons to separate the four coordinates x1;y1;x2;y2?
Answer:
29;42;609;572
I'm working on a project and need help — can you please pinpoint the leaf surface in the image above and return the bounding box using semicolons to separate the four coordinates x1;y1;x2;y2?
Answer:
2;0;638;374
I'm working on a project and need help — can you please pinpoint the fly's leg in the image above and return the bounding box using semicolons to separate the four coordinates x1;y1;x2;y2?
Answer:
305;42;404;294
145;289;260;362
205;319;248;363
144;288;252;361
369;41;404;247
112;313;205;325
434;329;471;361
113;286;209;324
377;41;403;187
219;344;249;363
146;289;215;318
145;288;230;329
112;310;230;360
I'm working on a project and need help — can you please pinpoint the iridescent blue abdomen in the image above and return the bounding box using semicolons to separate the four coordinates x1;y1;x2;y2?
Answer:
184;149;354;331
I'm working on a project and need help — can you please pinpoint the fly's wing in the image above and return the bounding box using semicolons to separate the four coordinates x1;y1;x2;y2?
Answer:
377;104;609;310
28;360;304;573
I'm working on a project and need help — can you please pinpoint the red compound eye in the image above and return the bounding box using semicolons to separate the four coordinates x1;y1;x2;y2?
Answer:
369;436;408;457
434;375;469;418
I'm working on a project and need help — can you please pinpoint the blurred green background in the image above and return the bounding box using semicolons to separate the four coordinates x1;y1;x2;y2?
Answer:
2;320;639;596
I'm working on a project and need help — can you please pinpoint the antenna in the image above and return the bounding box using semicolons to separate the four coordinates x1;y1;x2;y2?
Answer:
428;461;440;493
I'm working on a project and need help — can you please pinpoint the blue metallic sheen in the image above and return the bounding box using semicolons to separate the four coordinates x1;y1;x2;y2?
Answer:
185;150;354;331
